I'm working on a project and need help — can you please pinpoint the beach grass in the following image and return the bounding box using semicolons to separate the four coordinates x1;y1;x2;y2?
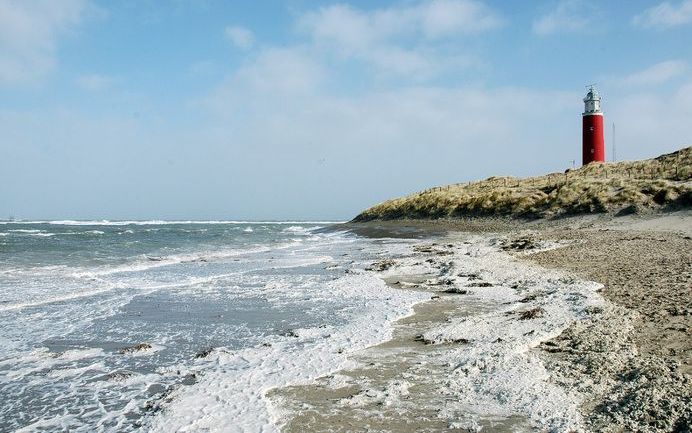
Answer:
354;146;692;221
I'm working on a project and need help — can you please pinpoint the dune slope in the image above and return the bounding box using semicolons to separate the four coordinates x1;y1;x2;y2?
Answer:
354;147;692;221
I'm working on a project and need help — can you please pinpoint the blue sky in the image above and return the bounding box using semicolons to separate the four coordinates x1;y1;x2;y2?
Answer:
1;0;691;220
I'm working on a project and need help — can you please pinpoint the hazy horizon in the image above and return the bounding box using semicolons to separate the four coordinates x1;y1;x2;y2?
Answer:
2;0;691;220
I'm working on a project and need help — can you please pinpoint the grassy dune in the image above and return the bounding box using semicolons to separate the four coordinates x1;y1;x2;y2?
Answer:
354;146;692;221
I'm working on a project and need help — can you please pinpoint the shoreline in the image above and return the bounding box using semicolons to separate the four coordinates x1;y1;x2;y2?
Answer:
272;211;691;432
520;213;691;431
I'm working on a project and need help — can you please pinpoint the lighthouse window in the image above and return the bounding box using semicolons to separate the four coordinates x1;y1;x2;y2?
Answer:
589;127;594;131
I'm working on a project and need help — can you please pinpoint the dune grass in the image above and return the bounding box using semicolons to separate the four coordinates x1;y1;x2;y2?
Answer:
354;146;692;221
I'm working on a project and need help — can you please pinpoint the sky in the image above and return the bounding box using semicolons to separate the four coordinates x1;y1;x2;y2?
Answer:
1;0;691;221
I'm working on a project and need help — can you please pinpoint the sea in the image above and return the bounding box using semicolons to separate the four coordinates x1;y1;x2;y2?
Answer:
0;221;426;432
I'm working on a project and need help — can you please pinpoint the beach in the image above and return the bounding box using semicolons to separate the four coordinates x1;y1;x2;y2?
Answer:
524;212;691;431
1;214;688;432
272;211;691;432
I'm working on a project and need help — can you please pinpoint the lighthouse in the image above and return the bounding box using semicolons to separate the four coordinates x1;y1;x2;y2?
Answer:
582;85;605;165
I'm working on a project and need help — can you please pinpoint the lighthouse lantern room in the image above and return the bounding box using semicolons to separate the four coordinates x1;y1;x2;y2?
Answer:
582;85;605;165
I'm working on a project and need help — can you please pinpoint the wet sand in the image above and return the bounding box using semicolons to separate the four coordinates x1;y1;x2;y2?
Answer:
271;211;691;432
271;278;531;433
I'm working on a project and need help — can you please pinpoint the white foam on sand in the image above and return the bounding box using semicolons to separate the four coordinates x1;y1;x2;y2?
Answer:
407;235;605;431
145;272;428;433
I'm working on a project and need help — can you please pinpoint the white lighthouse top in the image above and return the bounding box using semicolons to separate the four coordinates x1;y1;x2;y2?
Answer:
583;85;602;115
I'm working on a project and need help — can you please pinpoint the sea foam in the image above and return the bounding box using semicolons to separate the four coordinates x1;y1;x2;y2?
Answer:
145;273;427;433
408;236;604;431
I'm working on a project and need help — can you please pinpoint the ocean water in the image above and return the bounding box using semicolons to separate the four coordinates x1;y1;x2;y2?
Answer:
0;221;425;432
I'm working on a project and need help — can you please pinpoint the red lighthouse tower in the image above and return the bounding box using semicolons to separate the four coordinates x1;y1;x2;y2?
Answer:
582;85;605;165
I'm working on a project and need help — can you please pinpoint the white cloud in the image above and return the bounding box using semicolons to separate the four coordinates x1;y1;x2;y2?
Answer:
299;4;378;54
201;47;325;119
633;0;692;29
235;48;323;94
368;46;436;78
202;44;582;187
621;60;687;86
224;25;254;50
297;1;500;78
420;0;503;37
532;0;597;35
300;1;502;47
0;0;90;85
76;73;114;91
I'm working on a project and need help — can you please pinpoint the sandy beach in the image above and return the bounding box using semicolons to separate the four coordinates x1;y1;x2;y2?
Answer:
271;211;691;432
524;212;691;432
